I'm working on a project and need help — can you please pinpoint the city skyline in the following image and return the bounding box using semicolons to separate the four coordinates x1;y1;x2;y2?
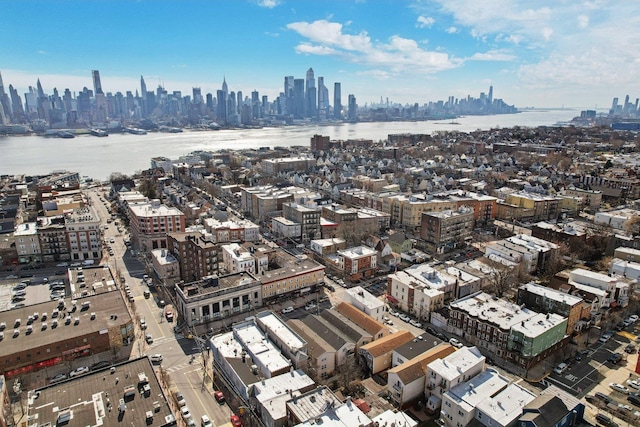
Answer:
2;1;639;108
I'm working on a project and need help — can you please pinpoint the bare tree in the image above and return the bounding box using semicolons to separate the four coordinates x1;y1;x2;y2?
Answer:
624;215;640;237
484;259;517;298
335;220;379;246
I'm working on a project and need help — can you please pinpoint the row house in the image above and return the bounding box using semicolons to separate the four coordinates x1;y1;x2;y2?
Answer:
386;270;445;321
425;346;485;414
517;282;583;335
327;245;378;281
568;268;631;308
359;330;414;374
221;242;270;276
387;343;456;409
484;234;558;274
496;192;562;222
448;292;568;370
283;202;321;241
203;217;260;243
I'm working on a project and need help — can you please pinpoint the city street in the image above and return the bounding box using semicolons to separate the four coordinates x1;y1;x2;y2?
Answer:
88;187;227;425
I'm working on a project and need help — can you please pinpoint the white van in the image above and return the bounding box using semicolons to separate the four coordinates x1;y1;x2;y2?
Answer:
553;362;568;375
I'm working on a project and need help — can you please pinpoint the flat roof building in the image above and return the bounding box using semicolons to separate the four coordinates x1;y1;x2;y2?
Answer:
27;357;175;427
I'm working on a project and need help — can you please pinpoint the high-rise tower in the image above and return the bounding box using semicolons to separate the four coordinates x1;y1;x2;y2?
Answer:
305;68;316;118
140;76;147;117
92;70;104;95
317;77;329;120
333;82;342;119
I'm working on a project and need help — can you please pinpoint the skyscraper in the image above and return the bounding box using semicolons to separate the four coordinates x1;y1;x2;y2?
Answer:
9;84;25;123
284;76;294;115
91;70;104;95
347;94;357;121
333;82;342;120
293;78;305;118
317;77;329;120
140;76;147;117
488;85;493;105
0;71;12;124
305;68;316;118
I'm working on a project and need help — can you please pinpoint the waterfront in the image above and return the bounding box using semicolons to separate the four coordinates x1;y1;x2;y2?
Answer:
0;109;579;181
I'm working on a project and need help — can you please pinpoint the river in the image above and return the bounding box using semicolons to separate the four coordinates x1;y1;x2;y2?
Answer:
0;109;579;181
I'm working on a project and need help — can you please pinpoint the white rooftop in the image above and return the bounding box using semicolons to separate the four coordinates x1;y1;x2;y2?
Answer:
427;346;485;381
403;263;458;292
446;369;510;412
450;292;536;331
338;245;376;259
372;410;417;427
475;383;536;426
258;312;306;352
520;282;582;306
510;312;566;338
389;271;444;298
296;399;371;427
253;370;315;420
129;201;184;218
234;321;292;375
345;286;385;310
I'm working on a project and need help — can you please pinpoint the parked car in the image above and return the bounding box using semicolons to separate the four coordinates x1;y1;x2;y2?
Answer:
230;414;242;427
630;314;639;323
51;373;68;383
599;332;613;343
90;361;112;371
69;366;89;377
554;363;569;375
304;303;316;311
180;406;191;420
399;314;410;322
608;353;623;364
149;354;163;364
145;334;153;344
174;391;186;407
626;379;640;390
214;391;225;403
448;337;463;348
409;319;423;328
625;344;636;354
595;413;619;427
281;306;294;314
610;383;631;394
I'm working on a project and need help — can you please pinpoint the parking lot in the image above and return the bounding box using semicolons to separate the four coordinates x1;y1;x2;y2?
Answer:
0;273;69;312
547;323;639;397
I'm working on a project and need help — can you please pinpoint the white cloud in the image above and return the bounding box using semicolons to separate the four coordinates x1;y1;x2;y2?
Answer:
287;19;460;75
416;16;435;28
256;0;279;8
37;50;48;55
446;26;458;34
468;50;515;61
356;70;392;80
294;43;338;56
541;27;553;41
577;15;589;28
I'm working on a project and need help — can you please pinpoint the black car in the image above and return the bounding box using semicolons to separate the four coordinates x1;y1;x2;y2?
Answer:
595;413;619;427
608;353;623;364
90;361;112;371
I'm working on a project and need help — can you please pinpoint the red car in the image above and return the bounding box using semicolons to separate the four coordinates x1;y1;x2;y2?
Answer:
230;414;242;427
214;391;225;403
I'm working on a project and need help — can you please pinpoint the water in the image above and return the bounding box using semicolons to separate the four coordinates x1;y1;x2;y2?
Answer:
0;109;579;181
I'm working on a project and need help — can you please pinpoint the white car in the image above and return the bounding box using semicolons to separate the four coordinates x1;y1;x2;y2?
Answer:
180;406;191;420
69;366;89;377
281;306;294;314
609;383;630;394
305;303;316;311
630;314;639;323
449;338;463;348
201;415;213;427
399;314;410;322
409;320;423;328
149;354;163;364
626;379;640;390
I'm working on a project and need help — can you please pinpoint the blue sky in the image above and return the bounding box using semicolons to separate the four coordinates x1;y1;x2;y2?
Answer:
2;0;639;108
